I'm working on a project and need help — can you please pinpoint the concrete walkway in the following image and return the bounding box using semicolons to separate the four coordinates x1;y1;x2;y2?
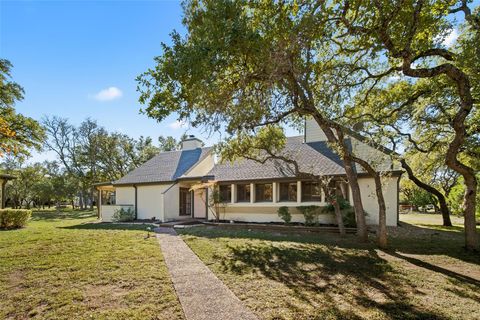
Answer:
155;227;258;320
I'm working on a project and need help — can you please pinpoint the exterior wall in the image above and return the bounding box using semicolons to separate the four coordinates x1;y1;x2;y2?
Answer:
305;118;327;142
100;204;135;222
163;183;180;221
184;154;214;177
137;185;168;220
354;176;399;226
219;205;335;224
115;186;135;205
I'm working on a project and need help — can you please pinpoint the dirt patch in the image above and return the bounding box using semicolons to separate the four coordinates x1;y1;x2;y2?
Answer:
83;284;131;309
7;270;25;293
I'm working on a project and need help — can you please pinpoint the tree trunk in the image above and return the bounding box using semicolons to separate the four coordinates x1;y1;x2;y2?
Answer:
90;188;94;210
311;114;368;241
462;175;478;250
400;159;452;227
333;186;346;236
79;192;84;210
373;174;388;249
351;153;388;248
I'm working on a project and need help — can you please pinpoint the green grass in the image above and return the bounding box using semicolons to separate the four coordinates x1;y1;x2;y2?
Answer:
178;215;480;320
0;210;184;320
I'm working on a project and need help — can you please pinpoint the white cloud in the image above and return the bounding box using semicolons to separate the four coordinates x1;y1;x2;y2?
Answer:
169;120;187;129
442;29;458;47
92;86;123;101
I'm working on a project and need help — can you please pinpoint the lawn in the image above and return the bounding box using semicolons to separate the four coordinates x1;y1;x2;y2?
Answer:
178;213;480;320
0;210;184;320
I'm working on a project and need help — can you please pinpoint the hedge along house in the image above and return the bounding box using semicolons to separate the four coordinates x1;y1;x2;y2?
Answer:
96;119;402;226
0;173;16;209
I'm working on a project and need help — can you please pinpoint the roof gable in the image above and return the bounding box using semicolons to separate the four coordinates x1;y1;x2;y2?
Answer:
114;147;212;185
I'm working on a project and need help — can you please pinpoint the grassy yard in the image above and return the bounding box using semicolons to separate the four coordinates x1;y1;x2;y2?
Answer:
0;210;184;320
178;213;480;320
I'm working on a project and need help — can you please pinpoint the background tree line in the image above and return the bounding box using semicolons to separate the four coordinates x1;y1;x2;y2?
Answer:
1;117;184;209
1;117;183;210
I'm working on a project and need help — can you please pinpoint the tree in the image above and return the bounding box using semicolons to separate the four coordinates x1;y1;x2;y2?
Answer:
0;59;45;157
335;0;479;249
158;135;181;151
137;0;379;244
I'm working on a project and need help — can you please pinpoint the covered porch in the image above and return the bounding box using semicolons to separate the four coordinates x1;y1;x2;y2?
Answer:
94;182;135;222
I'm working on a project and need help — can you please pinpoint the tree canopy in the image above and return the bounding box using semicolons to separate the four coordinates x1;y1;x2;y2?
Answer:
138;0;479;249
0;59;45;158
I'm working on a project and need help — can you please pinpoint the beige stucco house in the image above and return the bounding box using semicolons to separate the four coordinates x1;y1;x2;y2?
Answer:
96;119;402;226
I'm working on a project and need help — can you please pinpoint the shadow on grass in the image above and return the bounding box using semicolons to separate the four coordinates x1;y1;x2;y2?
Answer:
31;210;97;221
389;222;480;265
180;225;479;319
60;222;154;231
188;231;447;319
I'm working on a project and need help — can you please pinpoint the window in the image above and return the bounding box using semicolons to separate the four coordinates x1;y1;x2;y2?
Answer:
255;183;273;202
236;184;251;202
301;181;322;202
279;182;297;202
101;190;116;205
219;184;232;202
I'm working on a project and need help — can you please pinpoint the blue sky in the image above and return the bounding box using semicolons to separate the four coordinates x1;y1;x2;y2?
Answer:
1;1;475;162
2;0;284;161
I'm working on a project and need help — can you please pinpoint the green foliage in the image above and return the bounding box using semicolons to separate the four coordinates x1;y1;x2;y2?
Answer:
0;59;45;157
296;205;321;226
400;179;434;208
277;206;291;224
112;207;135;222
322;197;358;228
0;209;31;228
446;177;480;218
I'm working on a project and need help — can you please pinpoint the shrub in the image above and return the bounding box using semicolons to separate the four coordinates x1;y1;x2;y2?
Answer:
277;206;291;224
0;209;32;229
322;198;362;228
112;207;135;222
297;205;320;226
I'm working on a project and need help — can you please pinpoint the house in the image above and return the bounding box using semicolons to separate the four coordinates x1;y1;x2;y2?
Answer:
96;119;402;226
0;173;16;209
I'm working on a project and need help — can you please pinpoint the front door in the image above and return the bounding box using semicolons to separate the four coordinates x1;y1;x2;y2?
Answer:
179;188;192;216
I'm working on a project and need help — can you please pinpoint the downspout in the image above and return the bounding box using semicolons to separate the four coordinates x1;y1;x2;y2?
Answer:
134;185;138;220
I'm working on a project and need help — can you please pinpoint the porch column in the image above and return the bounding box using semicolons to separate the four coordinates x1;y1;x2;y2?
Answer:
230;184;235;204
297;181;302;204
250;183;255;203
272;182;277;203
